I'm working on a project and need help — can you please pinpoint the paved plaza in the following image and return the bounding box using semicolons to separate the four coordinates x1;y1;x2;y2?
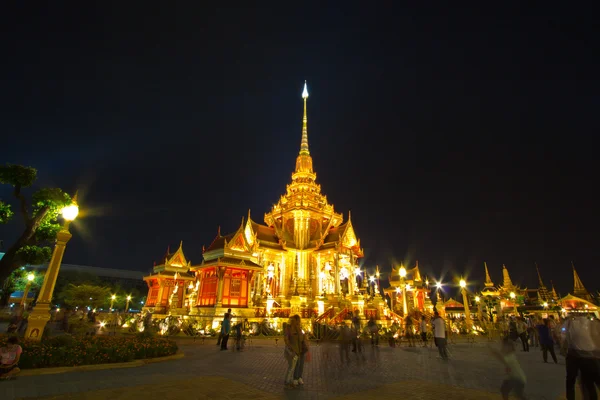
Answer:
0;338;580;400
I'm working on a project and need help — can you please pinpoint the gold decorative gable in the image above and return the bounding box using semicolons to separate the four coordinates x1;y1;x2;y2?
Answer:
166;241;188;268
342;223;358;248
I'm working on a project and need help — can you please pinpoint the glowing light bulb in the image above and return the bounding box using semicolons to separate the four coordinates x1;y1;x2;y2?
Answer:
62;204;79;221
399;266;406;278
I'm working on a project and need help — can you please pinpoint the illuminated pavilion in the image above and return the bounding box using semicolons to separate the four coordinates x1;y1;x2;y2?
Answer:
142;83;383;326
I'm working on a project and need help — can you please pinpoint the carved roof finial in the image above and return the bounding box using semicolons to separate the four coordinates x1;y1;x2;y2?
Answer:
299;81;309;156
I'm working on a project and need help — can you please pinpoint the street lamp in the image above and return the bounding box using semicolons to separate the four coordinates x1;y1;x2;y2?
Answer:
20;272;35;308
510;292;518;315
399;265;408;316
125;295;132;312
459;279;472;331
110;294;117;312
25;195;79;340
475;295;483;321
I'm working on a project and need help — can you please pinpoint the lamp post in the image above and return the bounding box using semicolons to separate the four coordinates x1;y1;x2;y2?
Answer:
510;292;518;315
460;279;472;331
25;197;79;340
110;294;116;312
20;272;35;308
399;265;407;316
475;296;483;322
125;295;132;312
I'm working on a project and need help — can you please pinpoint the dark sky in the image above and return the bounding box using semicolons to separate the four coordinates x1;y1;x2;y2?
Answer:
1;4;598;296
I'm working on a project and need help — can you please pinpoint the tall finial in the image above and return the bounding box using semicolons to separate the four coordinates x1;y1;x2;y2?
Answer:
572;262;590;300
484;262;494;287
300;81;309;155
502;264;513;289
535;262;545;287
550;280;559;300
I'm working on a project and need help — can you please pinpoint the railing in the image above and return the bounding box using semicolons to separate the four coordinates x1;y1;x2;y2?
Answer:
301;308;318;319
254;308;267;318
272;308;291;318
315;307;335;323
329;308;350;325
388;311;403;323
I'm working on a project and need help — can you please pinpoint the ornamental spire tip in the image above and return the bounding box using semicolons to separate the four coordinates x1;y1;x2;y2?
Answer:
302;80;308;99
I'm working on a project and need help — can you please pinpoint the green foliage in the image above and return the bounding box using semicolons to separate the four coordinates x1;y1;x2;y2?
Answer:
62;284;112;309
15;246;52;265
0;334;178;369
0;164;37;188
66;316;96;336
52;271;101;307
11;268;45;292
0;200;14;224
0;163;72;285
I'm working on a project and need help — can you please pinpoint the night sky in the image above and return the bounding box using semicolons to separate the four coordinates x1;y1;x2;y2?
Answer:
1;4;598;296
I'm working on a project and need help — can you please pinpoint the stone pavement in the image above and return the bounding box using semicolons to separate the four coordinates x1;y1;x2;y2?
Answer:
0;338;581;400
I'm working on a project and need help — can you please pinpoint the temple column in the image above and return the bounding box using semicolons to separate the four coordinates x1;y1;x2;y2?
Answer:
156;280;165;307
334;254;340;295
280;255;287;298
216;267;226;307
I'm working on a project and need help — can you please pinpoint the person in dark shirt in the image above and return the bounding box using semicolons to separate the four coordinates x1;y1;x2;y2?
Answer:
537;318;557;364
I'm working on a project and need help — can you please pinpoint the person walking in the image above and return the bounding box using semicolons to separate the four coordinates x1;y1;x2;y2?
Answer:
517;317;529;352
405;314;415;347
536;318;558;364
432;311;448;361
351;313;361;352
367;317;379;346
283;315;308;388
220;313;232;351
527;316;538;348
420;316;428;347
216;308;231;346
561;315;600;400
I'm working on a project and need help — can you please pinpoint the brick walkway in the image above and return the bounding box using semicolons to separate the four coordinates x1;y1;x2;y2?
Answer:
0;338;579;399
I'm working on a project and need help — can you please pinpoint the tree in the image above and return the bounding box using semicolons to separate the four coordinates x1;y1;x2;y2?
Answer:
62;284;111;310
52;270;101;307
0;163;71;285
0;268;45;306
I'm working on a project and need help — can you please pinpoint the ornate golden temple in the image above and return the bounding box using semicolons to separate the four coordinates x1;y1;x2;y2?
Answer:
142;83;388;326
141;84;598;328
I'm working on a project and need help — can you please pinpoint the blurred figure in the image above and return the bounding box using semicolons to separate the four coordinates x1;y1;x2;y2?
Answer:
283;315;307;388
339;322;352;363
367;317;379;346
536;318;558;364
420;316;428;347
220;312;232;351
432;311;448;361
561;315;600;400
405;314;415;347
351;313;361;352
517;317;529;352
490;338;527;400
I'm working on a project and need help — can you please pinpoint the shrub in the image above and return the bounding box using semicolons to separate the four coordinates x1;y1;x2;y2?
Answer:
0;334;178;369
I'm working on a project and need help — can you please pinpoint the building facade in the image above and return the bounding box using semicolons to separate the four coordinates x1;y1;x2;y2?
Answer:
142;83;383;325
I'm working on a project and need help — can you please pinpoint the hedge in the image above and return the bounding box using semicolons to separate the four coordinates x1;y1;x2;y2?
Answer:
0;334;178;369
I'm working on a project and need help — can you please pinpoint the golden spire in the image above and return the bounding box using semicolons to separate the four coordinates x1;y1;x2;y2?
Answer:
536;262;545;287
294;81;314;175
484;262;494;287
571;262;591;300
550;280;559;300
300;80;309;155
502;264;513;289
